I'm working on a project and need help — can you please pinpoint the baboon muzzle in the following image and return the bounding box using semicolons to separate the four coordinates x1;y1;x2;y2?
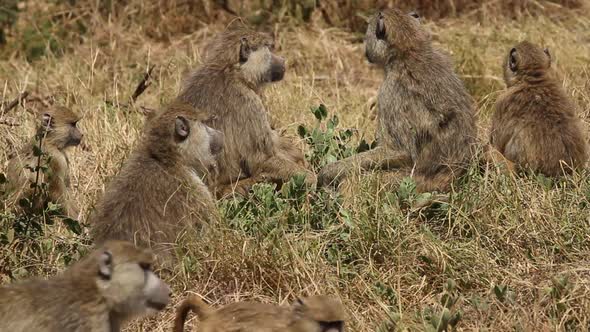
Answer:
270;55;286;82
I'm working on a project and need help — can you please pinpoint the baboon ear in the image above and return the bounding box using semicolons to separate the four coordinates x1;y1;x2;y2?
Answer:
544;47;552;66
175;116;190;140
376;12;386;40
41;113;52;129
508;48;518;72
239;37;251;64
98;251;113;281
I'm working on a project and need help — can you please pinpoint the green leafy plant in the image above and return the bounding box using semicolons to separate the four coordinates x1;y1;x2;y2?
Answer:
0;128;83;245
297;104;375;170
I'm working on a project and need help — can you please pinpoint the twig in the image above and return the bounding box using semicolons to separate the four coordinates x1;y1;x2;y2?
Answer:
138;105;157;115
1;91;30;114
0;118;20;126
131;65;155;102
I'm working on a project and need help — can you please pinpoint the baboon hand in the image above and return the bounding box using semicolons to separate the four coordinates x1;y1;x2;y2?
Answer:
317;163;345;188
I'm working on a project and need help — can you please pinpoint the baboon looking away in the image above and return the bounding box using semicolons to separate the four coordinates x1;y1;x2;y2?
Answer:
90;102;222;257
318;9;476;193
0;240;171;332
3;106;82;217
174;294;345;332
177;20;316;197
488;41;588;175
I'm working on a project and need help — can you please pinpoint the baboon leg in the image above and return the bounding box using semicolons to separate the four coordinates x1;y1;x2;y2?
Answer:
317;146;412;188
483;145;516;174
278;136;306;166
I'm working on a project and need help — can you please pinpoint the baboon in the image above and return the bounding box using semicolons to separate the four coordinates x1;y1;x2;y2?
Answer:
487;41;588;176
3;106;82;217
174;294;345;332
90;101;223;257
177;20;316;198
318;9;476;193
0;240;171;332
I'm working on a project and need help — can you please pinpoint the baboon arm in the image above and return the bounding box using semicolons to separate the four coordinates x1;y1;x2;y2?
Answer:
318;146;412;187
258;154;317;186
483;145;516;174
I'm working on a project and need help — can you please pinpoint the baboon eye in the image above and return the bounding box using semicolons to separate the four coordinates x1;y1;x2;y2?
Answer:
41;113;53;129
376;13;386;40
239;37;250;64
508;48;517;72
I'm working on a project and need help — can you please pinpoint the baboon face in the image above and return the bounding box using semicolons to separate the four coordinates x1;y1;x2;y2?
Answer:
41;106;83;150
503;41;552;87
239;36;286;85
365;9;425;66
95;241;171;316
175;115;224;169
292;296;346;332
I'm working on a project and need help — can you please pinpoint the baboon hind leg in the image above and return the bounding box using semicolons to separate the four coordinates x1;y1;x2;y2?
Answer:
317;146;412;188
482;144;516;175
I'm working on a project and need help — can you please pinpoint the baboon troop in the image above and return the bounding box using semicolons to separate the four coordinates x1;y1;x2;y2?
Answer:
488;41;589;176
318;9;476;193
0;240;170;332
174;294;345;332
177;20;316;197
3;106;83;217
1;7;589;331
90;101;222;257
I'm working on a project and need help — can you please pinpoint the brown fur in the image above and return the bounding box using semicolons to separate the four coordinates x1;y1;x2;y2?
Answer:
488;41;588;176
0;240;170;332
3;106;82;217
174;295;345;332
318;9;476;193
90;101;222;257
177;20;316;198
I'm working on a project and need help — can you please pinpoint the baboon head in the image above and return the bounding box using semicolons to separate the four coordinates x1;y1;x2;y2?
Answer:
78;241;171;317
145;102;224;175
38;106;83;150
204;20;286;87
291;295;346;332
503;41;552;87
365;9;427;66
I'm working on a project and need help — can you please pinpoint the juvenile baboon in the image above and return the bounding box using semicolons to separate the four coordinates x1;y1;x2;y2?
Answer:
0;240;171;332
318;9;476;193
3;106;82;217
177;20;316;198
488;41;588;176
90;101;223;257
174;294;345;332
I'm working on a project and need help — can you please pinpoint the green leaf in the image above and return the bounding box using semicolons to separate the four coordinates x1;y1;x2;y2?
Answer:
33;145;43;157
318;104;328;119
63;218;83;235
297;124;307;138
0;173;6;184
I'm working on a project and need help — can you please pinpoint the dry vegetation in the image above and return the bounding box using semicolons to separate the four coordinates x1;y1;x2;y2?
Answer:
1;0;590;331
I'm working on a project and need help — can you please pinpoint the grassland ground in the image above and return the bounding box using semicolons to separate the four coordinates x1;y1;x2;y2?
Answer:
1;2;590;331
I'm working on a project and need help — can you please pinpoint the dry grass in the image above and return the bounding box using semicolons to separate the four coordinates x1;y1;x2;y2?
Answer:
2;1;590;331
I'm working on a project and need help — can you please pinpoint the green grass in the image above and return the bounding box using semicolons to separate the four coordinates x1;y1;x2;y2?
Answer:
1;1;590;331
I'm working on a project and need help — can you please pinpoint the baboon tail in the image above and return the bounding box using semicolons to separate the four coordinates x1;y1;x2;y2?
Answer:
174;295;213;332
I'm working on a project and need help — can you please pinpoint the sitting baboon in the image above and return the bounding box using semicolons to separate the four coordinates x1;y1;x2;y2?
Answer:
90;101;223;257
177;20;316;198
318;10;476;193
174;294;345;332
0;240;171;332
3;106;82;217
487;41;588;176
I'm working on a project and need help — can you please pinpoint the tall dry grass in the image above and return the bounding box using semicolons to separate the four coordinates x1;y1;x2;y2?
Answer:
1;1;590;331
